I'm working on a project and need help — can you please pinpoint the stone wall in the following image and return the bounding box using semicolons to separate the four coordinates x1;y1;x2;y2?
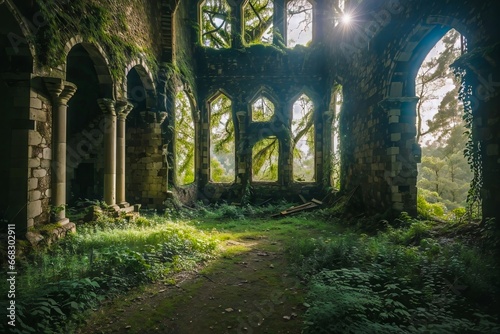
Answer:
328;0;500;218
27;91;52;227
126;112;168;209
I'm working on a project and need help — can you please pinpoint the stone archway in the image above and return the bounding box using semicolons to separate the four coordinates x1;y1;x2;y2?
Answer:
65;41;115;206
125;62;168;210
380;19;472;215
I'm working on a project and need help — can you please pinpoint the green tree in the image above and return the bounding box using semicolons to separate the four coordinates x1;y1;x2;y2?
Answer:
416;29;461;143
210;94;235;182
175;91;195;185
252;137;279;181
201;0;232;48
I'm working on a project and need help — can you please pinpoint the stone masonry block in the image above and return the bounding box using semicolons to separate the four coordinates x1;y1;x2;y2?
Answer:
387;147;400;155
29;131;43;146
29;158;40;168
29;190;42;201
27;200;42;219
391;133;401;142
33;168;47;178
28;178;38;190
43;148;52;160
30;109;46;122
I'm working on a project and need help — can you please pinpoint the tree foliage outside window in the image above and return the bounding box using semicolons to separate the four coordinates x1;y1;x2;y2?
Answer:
201;0;232;49
210;93;235;183
415;29;473;218
175;91;196;186
244;0;274;44
287;0;313;47
292;94;315;182
252;137;279;182
251;95;275;121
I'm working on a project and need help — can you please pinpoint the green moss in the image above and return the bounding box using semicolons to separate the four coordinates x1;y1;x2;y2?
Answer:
34;0;158;81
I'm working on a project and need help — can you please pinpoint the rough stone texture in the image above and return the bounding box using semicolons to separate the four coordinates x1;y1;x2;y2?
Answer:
330;0;500;218
2;0;499;234
27;93;52;226
126;112;168;209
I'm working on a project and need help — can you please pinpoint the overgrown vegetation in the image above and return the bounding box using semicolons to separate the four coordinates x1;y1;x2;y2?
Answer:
34;0;158;79
287;213;500;333
0;211;217;333
3;202;498;333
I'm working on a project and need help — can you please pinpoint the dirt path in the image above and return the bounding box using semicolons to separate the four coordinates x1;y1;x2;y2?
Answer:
77;237;307;334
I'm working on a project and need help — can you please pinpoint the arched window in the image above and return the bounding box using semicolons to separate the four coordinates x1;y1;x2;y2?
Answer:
200;0;232;48
292;94;315;182
286;0;313;47
244;0;274;44
252;137;279;182
175;91;196;186
251;95;275;122
209;93;235;183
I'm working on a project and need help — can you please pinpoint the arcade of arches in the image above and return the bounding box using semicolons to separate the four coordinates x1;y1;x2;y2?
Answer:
0;0;499;238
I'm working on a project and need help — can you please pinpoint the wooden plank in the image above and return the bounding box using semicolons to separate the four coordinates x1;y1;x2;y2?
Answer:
299;194;308;204
311;198;323;205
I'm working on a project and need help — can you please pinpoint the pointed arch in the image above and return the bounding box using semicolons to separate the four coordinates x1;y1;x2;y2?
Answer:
208;90;235;183
291;93;315;182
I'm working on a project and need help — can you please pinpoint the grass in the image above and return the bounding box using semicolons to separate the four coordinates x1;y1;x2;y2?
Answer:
2;202;499;333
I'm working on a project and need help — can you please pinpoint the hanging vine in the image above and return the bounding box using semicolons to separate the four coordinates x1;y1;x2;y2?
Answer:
452;65;482;215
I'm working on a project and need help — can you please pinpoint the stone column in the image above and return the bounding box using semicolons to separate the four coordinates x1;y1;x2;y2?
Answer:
116;101;133;207
97;98;118;207
236;110;247;184
43;78;77;222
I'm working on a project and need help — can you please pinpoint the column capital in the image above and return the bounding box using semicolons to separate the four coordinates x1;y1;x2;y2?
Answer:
42;77;77;105
116;100;134;120
98;98;117;116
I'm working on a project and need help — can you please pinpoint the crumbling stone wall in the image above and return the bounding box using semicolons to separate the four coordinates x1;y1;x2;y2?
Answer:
330;0;500;220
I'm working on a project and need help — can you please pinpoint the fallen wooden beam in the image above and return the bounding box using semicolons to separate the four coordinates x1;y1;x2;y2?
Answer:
270;201;319;218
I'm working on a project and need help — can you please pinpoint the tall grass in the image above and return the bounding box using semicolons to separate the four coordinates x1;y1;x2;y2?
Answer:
0;214;218;333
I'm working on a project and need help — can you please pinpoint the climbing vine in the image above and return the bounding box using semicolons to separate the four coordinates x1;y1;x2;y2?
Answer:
452;65;482;214
34;0;158;80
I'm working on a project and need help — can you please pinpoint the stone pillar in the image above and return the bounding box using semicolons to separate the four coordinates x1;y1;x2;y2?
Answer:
116;102;133;207
379;96;420;215
236;110;247;184
43;78;77;222
97;98;118;207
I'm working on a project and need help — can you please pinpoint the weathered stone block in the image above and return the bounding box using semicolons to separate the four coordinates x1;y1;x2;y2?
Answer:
29;131;43;146
43;148;52;159
28;178;38;190
390;133;401;142
30;109;46;122
29;190;42;201
29;158;40;168
27;200;42;219
33;168;47;178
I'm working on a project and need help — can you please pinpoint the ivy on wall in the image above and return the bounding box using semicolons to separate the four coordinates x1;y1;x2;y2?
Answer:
35;0;158;80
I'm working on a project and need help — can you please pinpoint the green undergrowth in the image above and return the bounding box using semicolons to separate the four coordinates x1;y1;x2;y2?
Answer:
0;214;218;333
286;213;500;333
3;202;498;333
